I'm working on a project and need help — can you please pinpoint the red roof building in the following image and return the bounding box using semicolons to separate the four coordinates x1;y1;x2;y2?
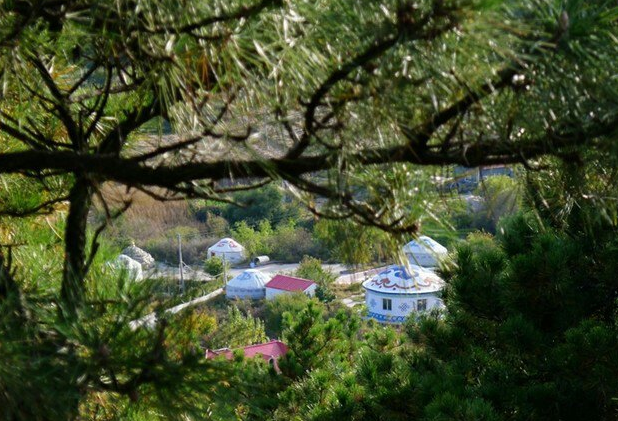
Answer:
205;340;288;372
265;275;317;300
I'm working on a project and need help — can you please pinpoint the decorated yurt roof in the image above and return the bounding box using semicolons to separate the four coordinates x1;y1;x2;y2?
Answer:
121;244;155;267
208;237;244;252
402;236;448;255
227;269;270;290
362;265;444;295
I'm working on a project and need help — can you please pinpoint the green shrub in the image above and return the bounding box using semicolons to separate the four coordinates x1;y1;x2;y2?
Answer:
203;256;229;277
294;256;337;303
263;293;321;338
269;222;319;262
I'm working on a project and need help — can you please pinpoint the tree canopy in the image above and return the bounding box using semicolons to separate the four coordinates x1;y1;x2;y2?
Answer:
1;0;618;419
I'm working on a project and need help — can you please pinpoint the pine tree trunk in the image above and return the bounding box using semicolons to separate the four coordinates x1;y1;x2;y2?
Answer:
60;177;93;317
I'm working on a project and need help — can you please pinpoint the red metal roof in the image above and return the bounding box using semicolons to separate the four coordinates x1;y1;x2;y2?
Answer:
205;340;288;371
265;274;316;292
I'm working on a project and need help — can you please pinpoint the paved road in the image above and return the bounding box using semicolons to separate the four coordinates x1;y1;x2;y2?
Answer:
149;262;382;286
229;263;349;279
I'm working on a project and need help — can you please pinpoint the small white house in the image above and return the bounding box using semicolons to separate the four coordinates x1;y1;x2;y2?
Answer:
402;236;448;268
363;265;444;324
207;237;245;265
265;275;317;300
226;269;271;300
114;254;144;281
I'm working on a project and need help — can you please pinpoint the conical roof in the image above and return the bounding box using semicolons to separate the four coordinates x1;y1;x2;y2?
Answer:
227;269;270;290
121;244;155;268
362;265;443;295
402;236;448;255
402;236;448;267
208;237;244;252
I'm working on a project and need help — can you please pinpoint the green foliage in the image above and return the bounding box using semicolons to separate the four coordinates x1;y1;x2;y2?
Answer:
406;212;618;421
208;348;286;421
231;220;274;259
204;306;267;350
231;219;318;262
263;202;618;420
221;185;301;227
449;175;522;234
262;293;316;338
294;256;337;303
278;301;359;379
313;219;394;265
203;256;229;277
3;0;618;419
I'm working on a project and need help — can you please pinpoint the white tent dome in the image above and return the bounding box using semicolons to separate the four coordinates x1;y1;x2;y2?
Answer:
209;237;244;252
114;254;144;281
363;265;445;324
402;236;448;268
207;238;245;264
226;269;270;300
363;265;443;295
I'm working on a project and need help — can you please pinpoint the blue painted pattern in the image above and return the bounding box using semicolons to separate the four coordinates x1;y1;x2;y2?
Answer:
365;311;408;324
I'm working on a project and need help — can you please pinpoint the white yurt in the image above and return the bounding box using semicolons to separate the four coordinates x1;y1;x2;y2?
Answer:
363;265;444;324
402;236;448;268
226;269;270;300
207;238;245;264
114;255;144;281
121;243;155;268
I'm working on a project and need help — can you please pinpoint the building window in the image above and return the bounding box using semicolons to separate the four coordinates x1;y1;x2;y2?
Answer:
382;298;392;311
417;299;427;311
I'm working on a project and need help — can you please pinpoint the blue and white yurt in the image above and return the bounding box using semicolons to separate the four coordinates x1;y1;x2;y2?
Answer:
226;269;271;300
402;236;448;268
363;265;444;324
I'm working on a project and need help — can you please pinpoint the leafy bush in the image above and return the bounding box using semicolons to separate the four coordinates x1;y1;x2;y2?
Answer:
203;256;229;277
203;306;267;349
269;222;319;262
313;219;393;264
451;176;522;234
221;184;301;226
231;220;274;259
145;228;217;265
230;219;319;263
263;293;320;338
294;256;336;302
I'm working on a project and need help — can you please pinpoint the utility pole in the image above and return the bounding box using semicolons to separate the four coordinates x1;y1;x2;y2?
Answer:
178;234;185;294
222;254;228;286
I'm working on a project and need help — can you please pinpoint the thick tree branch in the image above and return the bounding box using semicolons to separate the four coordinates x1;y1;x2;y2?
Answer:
30;56;82;149
286;34;400;159
0;115;614;192
149;0;282;34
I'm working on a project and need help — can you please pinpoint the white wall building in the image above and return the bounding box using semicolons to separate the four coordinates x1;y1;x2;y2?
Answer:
265;275;317;300
226;269;270;300
207;237;245;265
363;265;444;324
402;236;448;268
